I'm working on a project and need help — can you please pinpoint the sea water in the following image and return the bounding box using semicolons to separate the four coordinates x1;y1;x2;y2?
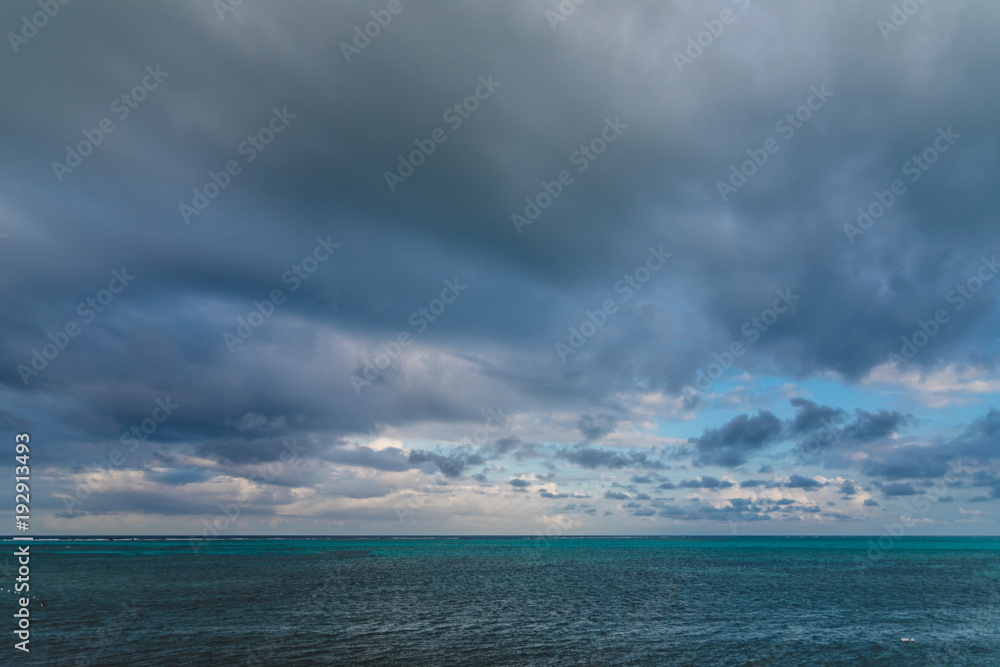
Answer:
4;536;998;666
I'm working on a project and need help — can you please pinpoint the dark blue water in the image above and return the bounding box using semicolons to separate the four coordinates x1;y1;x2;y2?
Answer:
3;536;998;666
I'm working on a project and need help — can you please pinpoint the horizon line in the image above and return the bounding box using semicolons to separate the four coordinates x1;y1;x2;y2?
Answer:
2;534;996;539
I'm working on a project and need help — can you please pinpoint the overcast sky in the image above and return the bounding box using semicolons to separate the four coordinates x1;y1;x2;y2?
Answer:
1;0;998;536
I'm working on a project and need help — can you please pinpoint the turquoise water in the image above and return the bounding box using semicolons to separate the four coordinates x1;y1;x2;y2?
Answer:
4;536;999;665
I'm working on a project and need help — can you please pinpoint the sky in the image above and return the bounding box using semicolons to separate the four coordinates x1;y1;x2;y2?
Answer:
1;0;998;536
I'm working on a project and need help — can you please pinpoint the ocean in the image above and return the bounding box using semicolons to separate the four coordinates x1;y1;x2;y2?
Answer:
4;536;999;666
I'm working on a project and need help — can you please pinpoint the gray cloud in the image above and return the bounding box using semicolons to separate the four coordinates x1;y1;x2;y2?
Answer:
678;476;734;490
841;409;912;442
408;449;480;478
556;446;666;470
861;408;997;482
788;398;846;434
578;414;618;441
786;475;823;489
197;437;297;465
690;411;783;467
881;482;918;497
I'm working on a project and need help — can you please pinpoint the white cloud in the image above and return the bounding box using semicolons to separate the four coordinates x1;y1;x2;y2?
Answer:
864;363;1000;407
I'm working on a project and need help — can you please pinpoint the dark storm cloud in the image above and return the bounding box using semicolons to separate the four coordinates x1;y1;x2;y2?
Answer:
788;398;846;434
656;505;685;518
881;482;918;497
490;437;524;455
678;476;734;489
690;411;783;467
789;399;912;459
861;448;951;482
197;437;298;465
408;449;483;478
578;414;618;441
0;409;30;434
630;474;660;485
786;475;822;489
2;0;996;431
326;445;412;473
840;409;912;442
970;471;1000;499
860;408;998;482
556;446;666;470
950;409;1000;460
